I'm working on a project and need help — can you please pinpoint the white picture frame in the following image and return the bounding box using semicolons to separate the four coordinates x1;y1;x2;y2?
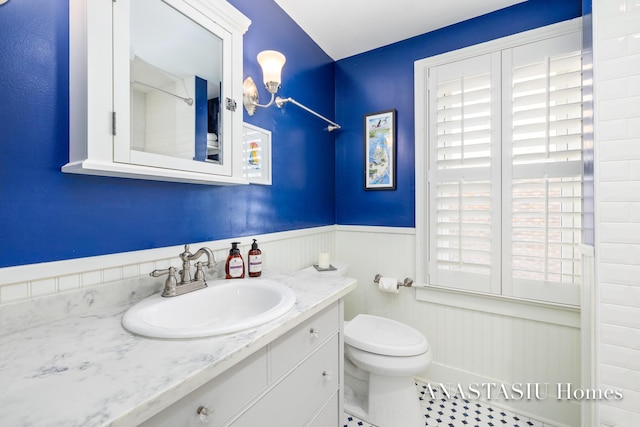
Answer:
242;123;272;185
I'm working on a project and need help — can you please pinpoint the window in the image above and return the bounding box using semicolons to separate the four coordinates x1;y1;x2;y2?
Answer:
415;20;583;305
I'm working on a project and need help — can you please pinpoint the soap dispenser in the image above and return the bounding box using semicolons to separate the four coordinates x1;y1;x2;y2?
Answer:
225;242;245;279
248;239;262;277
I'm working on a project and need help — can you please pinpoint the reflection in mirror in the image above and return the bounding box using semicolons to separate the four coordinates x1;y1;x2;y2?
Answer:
130;0;223;164
242;123;272;185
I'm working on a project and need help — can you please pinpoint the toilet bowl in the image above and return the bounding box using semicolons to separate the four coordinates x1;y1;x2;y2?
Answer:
344;314;432;427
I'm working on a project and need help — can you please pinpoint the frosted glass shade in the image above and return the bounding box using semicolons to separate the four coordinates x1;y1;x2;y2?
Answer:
257;50;286;93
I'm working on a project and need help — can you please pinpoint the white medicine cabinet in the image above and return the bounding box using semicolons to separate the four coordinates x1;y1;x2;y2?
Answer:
64;0;251;185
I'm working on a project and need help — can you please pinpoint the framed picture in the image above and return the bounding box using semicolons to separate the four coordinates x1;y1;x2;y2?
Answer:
242;123;272;185
364;109;396;190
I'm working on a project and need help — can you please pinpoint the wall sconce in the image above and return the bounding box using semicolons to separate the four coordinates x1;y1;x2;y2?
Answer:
242;49;342;131
243;50;286;116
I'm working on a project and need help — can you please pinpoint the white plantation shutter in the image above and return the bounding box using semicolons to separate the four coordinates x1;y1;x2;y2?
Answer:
503;33;582;304
428;53;502;294
424;26;582;305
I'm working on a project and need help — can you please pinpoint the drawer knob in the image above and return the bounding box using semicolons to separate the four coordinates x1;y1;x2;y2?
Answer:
197;405;212;423
322;370;332;381
309;328;320;338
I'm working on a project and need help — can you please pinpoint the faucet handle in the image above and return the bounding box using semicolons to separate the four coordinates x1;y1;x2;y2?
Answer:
150;266;177;278
194;262;205;282
151;267;178;296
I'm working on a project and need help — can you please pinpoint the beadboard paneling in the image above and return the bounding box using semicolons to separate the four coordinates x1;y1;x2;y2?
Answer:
0;226;336;305
335;226;416;322
336;225;580;426
2;224;581;424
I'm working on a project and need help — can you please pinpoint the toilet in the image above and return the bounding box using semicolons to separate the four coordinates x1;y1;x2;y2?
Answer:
343;314;432;427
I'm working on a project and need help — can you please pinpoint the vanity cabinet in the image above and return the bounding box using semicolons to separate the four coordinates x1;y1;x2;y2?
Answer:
141;302;344;427
65;0;251;185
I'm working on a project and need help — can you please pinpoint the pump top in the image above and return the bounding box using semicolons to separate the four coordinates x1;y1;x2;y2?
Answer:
230;242;240;254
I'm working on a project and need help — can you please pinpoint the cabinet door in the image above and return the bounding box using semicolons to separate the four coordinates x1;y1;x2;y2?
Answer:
306;392;339;427
230;334;339;427
113;0;233;176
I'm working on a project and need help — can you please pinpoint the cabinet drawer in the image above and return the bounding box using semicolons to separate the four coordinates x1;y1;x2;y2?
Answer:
141;347;267;427
231;334;339;427
270;302;339;380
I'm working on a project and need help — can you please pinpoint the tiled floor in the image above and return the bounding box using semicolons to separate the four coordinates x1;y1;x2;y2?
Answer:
343;381;554;427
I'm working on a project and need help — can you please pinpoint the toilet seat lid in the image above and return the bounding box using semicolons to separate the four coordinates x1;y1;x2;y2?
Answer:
344;314;429;357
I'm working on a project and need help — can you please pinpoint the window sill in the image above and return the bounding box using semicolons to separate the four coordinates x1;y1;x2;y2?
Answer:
415;285;580;328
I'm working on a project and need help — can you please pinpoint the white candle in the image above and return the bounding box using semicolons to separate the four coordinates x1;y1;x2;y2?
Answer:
318;252;330;269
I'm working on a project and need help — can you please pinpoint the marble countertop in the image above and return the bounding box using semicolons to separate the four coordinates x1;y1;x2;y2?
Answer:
0;268;356;427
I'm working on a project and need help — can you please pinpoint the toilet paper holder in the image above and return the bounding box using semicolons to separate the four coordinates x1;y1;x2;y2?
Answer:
374;274;414;289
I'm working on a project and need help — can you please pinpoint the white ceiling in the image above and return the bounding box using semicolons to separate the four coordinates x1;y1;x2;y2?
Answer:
274;0;526;60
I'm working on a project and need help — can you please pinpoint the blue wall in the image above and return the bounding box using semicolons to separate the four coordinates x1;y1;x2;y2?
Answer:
334;0;583;227
0;0;335;267
0;0;584;268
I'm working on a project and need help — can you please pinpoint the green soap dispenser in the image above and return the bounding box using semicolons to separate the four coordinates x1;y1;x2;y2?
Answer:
225;242;245;279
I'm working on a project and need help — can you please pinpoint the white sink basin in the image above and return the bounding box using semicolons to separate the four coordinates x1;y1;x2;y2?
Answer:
122;278;296;339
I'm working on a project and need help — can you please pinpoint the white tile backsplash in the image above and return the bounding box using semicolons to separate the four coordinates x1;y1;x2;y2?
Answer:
598;140;640;162
121;264;140;279
598;35;630;60
81;270;102;287
103;266;123;283
599;160;630;181
600;97;640;121
601;324;640;350
630;203;640;222
599;182;640;202
599;262;640;286
600;364;640;392
600;283;640;307
58;274;81;291
0;282;29;302
30;277;57;297
628;118;640;140
598;118;629;140
598;53;640;81
601;303;640;329
599;203;630;223
0;226;337;307
629;160;640;180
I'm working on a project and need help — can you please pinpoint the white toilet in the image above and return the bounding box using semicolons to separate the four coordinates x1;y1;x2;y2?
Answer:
343;314;432;427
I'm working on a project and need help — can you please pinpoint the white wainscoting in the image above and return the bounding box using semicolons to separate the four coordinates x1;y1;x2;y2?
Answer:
0;226;336;305
2;224;581;425
336;225;581;426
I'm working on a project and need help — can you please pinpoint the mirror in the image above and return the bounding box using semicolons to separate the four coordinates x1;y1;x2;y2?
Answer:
129;0;223;165
65;0;250;185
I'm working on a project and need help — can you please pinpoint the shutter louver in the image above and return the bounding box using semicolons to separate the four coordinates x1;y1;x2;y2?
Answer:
436;179;492;275
429;53;500;293
508;47;583;296
421;22;582;305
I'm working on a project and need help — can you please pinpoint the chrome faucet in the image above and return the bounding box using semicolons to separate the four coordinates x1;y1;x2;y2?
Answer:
150;244;216;297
